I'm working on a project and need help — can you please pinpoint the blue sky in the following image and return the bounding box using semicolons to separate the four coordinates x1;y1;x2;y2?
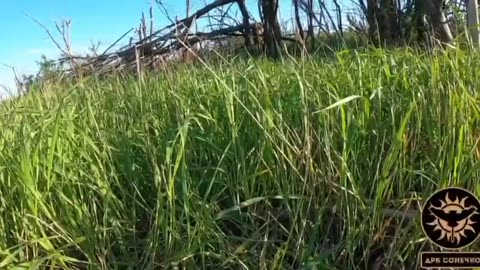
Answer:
0;1;351;96
0;0;181;95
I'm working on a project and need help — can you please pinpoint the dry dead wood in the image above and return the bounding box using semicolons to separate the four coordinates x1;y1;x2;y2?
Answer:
53;0;299;78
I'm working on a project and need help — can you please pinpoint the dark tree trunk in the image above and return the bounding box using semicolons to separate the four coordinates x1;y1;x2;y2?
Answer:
237;0;252;48
186;0;191;17
378;0;400;45
424;0;453;45
412;0;427;43
411;0;453;46
367;0;380;46
307;0;315;49
260;0;283;59
293;0;304;41
366;0;403;46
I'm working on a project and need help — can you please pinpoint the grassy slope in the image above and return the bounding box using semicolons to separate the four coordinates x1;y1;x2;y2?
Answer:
0;48;480;269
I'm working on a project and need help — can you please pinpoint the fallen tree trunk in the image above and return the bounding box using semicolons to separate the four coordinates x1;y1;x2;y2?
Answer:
55;0;302;78
60;21;299;78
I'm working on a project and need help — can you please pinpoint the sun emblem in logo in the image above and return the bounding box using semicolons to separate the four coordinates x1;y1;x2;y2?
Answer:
426;192;479;245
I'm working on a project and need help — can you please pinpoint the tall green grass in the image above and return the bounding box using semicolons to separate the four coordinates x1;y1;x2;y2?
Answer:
0;48;479;269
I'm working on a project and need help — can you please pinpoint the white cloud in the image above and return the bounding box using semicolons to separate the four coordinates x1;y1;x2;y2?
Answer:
0;63;37;98
26;44;108;58
0;71;17;97
25;47;60;60
26;48;46;55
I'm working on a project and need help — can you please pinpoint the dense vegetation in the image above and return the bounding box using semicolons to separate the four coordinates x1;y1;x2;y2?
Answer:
1;47;480;269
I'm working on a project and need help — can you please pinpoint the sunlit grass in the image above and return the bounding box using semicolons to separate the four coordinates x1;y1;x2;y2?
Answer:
0;47;480;269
